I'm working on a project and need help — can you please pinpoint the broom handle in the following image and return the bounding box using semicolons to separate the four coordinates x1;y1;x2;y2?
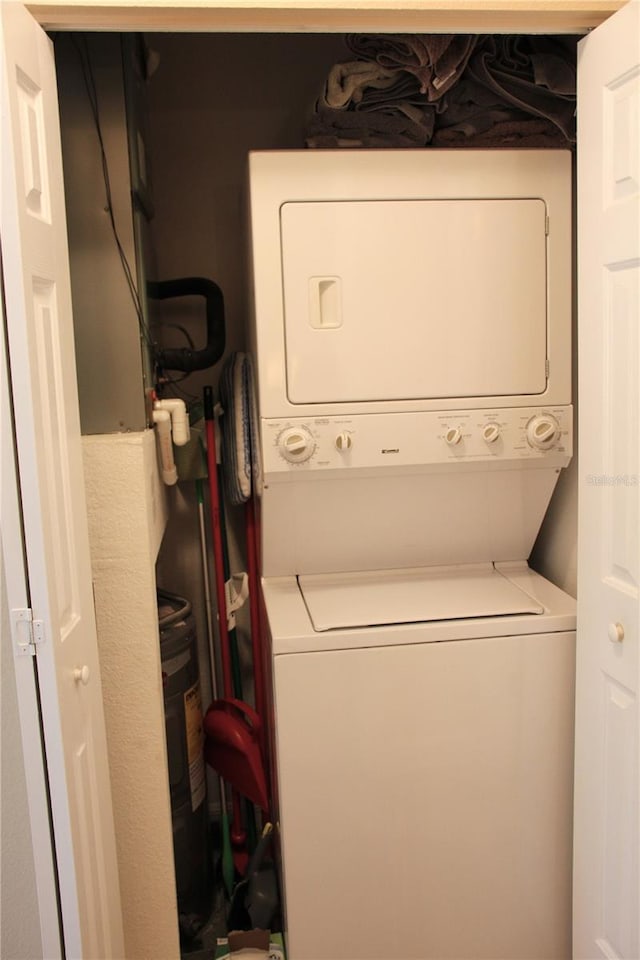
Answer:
204;388;248;866
196;481;236;894
204;387;233;699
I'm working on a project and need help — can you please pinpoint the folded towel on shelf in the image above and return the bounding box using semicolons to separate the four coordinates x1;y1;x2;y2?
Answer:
307;94;435;148
345;33;478;101
324;60;399;108
528;36;578;95
434;74;521;137
432;116;570;148
308;64;438;147
306;33;577;150
462;35;577;140
351;69;446;112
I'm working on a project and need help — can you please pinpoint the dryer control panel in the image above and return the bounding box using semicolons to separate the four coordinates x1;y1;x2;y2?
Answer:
261;406;573;477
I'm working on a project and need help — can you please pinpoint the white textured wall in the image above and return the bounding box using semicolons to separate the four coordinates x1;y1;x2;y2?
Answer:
82;429;178;960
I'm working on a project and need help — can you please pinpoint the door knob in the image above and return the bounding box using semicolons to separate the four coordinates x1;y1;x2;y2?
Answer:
608;622;625;644
74;665;90;685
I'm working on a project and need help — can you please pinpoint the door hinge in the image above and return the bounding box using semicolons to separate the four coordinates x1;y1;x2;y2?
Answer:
11;608;45;657
545;215;550;236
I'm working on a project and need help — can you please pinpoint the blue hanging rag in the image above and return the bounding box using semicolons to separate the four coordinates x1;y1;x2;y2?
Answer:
219;352;262;505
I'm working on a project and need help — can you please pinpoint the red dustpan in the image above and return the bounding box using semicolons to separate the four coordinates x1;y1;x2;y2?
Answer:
204;698;269;812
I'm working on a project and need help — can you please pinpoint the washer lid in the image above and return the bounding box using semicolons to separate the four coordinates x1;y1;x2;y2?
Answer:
298;564;544;632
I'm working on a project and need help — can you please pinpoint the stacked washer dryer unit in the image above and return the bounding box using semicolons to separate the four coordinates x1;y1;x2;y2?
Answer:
247;150;576;960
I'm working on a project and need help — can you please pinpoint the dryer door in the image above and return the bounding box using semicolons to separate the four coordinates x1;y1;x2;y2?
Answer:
280;198;548;404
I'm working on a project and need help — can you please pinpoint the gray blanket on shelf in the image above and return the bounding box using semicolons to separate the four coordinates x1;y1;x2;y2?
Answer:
306;34;578;149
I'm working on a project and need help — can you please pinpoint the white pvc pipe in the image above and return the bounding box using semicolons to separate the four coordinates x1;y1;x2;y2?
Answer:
153;398;190;446
152;409;178;485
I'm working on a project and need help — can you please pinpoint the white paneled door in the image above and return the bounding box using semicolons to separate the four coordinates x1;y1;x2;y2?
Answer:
0;4;124;958
575;2;640;957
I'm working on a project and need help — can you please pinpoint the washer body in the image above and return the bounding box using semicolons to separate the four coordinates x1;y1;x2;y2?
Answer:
264;565;575;960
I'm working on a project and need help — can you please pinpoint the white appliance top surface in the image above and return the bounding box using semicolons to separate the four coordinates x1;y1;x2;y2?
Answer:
298;563;544;632
262;562;576;655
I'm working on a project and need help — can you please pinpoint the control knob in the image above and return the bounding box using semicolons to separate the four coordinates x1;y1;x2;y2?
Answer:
335;432;352;452
278;425;316;463
482;423;501;444
526;414;560;450
445;427;462;447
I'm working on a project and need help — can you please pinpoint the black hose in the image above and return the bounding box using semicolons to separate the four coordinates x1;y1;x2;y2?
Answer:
148;277;225;373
